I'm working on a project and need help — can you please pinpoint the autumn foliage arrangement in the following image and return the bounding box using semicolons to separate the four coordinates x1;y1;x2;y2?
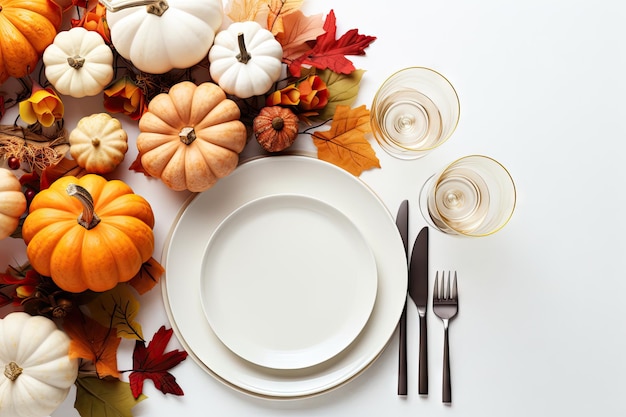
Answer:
0;0;379;415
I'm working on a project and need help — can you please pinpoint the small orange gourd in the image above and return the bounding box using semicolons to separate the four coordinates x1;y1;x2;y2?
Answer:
21;174;155;293
0;0;63;84
253;106;299;152
137;81;247;192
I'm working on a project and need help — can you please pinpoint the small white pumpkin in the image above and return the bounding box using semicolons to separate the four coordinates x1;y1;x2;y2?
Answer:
69;113;129;174
0;312;79;417
209;21;284;99
43;27;114;98
106;0;223;74
0;168;26;240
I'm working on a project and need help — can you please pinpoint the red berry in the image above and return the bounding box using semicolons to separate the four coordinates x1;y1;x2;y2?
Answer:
7;156;20;170
24;188;37;202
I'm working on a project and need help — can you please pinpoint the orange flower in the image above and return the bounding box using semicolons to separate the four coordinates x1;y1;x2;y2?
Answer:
266;84;300;107
265;75;329;114
297;75;329;111
18;84;64;127
71;2;111;43
103;76;147;120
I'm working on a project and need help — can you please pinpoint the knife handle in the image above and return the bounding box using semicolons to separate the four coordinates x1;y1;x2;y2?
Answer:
418;314;428;395
398;302;407;395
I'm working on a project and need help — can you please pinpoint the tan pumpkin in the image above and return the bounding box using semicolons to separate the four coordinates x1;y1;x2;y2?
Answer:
0;168;26;240
69;113;129;174
0;0;63;84
137;81;248;192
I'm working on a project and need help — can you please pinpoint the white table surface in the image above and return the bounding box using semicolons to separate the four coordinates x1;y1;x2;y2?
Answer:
1;0;625;415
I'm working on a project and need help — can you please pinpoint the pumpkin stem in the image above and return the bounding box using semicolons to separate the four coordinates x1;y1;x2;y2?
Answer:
66;184;101;230
236;32;252;64
146;0;169;16
271;117;285;130
4;362;22;381
179;127;196;145
67;55;85;69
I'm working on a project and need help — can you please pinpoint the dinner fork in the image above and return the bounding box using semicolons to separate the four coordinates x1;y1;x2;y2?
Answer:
433;271;458;404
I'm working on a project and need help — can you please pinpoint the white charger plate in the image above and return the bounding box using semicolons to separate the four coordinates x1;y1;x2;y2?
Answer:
162;155;407;398
199;194;378;370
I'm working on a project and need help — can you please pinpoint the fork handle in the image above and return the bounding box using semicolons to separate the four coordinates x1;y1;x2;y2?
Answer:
418;313;428;395
442;326;451;403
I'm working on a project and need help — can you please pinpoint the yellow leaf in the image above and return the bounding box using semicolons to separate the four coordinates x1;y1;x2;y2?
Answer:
226;0;267;23
75;377;146;417
267;0;304;34
86;284;144;341
312;105;380;176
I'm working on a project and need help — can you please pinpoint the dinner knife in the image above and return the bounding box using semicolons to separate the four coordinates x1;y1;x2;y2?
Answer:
409;226;429;395
396;200;409;396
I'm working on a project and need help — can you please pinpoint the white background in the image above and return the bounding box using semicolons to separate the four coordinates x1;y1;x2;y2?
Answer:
1;0;625;416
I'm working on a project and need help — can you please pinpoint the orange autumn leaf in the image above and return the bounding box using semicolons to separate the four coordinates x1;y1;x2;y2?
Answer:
267;0;304;34
312;105;380;176
275;10;325;61
128;257;164;295
64;311;121;378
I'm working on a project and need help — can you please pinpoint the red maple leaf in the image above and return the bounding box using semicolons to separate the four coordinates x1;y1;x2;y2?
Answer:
288;9;376;77
129;326;188;399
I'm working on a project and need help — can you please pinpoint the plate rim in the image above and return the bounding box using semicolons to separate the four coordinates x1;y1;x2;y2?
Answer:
161;155;407;399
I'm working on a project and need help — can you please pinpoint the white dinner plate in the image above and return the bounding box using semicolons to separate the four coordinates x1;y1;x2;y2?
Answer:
199;194;378;370
162;155;407;398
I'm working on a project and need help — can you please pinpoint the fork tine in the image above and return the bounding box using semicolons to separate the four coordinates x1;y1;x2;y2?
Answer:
446;271;451;300
452;271;458;300
434;271;439;300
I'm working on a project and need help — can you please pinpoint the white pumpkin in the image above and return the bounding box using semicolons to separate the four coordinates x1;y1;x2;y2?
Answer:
69;113;129;174
106;0;223;74
0;168;26;240
209;21;284;99
43;27;114;98
0;312;79;417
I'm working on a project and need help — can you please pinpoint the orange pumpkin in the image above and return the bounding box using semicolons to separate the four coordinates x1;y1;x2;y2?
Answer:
137;81;248;192
0;0;63;84
21;174;155;293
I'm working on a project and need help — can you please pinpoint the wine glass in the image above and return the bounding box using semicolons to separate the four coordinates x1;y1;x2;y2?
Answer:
370;67;460;160
419;155;516;237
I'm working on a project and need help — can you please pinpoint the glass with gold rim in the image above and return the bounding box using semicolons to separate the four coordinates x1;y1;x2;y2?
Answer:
419;155;516;237
370;67;460;159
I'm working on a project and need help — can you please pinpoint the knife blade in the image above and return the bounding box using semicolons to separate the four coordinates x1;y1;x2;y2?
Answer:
396;200;409;396
409;226;429;395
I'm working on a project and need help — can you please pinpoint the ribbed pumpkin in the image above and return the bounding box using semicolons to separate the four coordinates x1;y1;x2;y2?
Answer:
0;168;26;240
0;0;63;84
137;81;248;192
0;312;79;417
21;174;155;293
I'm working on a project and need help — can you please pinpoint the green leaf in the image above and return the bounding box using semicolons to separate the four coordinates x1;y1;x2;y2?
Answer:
86;284;144;341
75;377;147;417
315;68;365;121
